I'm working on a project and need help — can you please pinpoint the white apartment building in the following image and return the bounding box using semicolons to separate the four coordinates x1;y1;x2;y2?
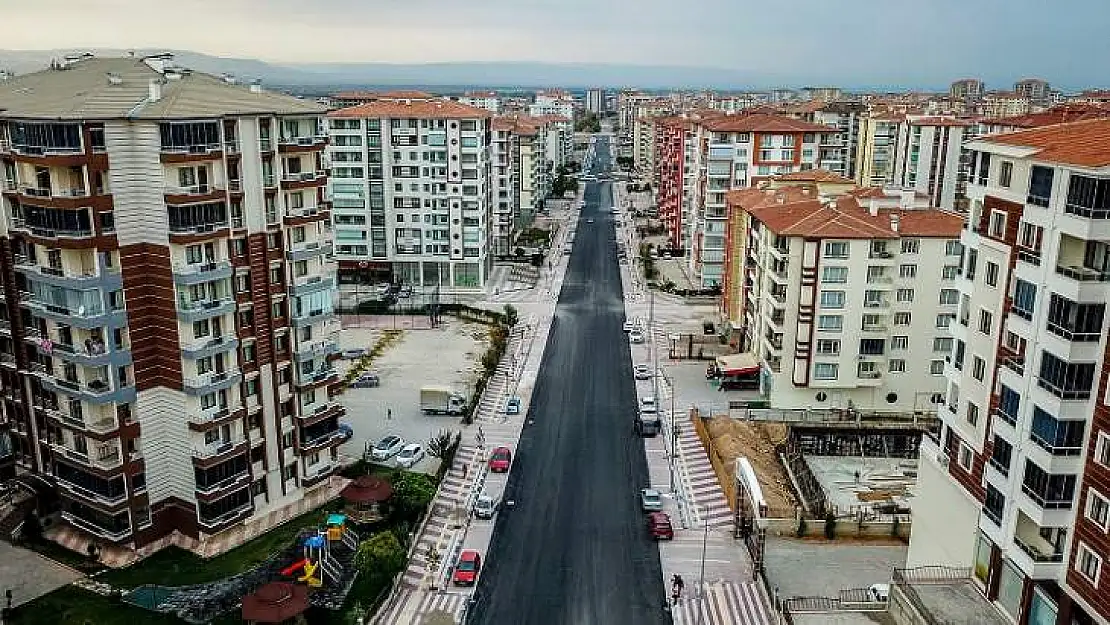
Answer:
586;88;604;114
456;91;502;114
327;98;494;293
908;118;1110;625
892;115;970;211
731;186;964;413
535;116;573;170
0;54;342;549
688;114;839;288
529;91;574;121
490;118;519;256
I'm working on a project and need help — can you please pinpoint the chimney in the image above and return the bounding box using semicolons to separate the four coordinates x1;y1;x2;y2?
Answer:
249;80;263;94
899;189;915;210
868;198;879;217
148;79;162;103
890;213;900;233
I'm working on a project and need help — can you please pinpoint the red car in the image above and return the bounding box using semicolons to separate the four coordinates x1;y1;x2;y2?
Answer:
648;512;674;540
488;447;512;473
453;549;482;586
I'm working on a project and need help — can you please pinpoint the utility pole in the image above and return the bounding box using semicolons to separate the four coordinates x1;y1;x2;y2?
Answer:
694;511;710;625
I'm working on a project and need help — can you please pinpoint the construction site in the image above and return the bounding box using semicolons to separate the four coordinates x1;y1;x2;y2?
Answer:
694;407;938;523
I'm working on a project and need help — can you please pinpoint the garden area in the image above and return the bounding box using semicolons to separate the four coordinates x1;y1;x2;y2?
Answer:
7;468;442;625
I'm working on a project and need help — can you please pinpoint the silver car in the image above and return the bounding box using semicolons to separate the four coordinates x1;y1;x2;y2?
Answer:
369;435;405;461
474;492;499;519
640;488;664;512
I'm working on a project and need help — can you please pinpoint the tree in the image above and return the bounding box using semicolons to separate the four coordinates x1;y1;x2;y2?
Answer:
427;429;458;459
354;531;406;587
390;470;437;521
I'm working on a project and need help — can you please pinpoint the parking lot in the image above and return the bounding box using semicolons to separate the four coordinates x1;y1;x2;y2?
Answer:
335;319;488;473
764;537;907;599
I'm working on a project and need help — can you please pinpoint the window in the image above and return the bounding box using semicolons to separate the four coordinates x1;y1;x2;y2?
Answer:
888;359;906;373
966;402;980;426
1086;489;1110;530
824;241;849;259
1097;432;1110;468
894;312;911;326
978;309;993;334
958;443;974;470
989;210;1008;237
936;314;954;328
822;267;848;283
933;337;953;353
866;266;887;283
899;264;917;278
965;248;978;279
985;261;999;287
930;360;945;374
896;288;914;303
1077;543;1102;586
999;161;1013;188
859;339;885;355
192;320;210;339
817;315;843;331
820;291;845;308
900;239;920;254
945;240;962;256
816;339;840;355
942;265;959;280
814;363;839;380
939;289;959;305
972;356;986;381
891;336;909;350
1027;165;1054;206
1012;279;1036;319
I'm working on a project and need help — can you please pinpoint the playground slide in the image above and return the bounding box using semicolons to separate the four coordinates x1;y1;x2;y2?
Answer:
298;560;322;588
281;558;309;577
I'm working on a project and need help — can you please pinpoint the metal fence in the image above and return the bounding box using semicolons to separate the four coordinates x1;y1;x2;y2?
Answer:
890;566;973;625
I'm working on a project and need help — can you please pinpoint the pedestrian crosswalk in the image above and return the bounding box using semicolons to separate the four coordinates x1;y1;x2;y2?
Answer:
372;587;470;625
675;425;734;529
670;582;776;625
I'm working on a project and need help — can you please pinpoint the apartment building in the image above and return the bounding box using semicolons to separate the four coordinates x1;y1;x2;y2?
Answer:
856;112;904;187
892;116;970;211
908;118;1110;625
492;116;549;224
653;116;700;252
455;91;502;114
586;88;604;114
803;87;843;102
1014;79;1052;104
327;97;494;293
688;114;839;288
952;79;986;101
533;115;573;170
0;54;342;549
330;90;436;109
724;185;963;413
781;101;866;179
529;91;574;120
980;92;1035;119
490;118;519;257
632;99;678;175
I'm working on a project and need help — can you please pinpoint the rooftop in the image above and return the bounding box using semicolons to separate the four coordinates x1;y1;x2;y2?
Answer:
976;117;1110;167
0;55;324;120
773;169;856;185
983;104;1110;129
333;90;436;100
701;112;837;133
892;571;1009;625
329;98;492;120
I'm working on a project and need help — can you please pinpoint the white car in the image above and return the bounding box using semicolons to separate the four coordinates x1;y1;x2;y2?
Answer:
395;443;425;468
633;364;652;380
368;435;405;461
623;321;636;333
640;396;658;414
629;329;645;343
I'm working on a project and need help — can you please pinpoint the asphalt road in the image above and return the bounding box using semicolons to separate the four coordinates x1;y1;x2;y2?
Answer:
470;137;669;624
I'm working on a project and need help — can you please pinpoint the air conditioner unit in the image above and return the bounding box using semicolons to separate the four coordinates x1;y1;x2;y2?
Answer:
936;452;950;468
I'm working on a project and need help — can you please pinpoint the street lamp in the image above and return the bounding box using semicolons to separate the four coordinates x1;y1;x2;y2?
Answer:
694;507;710;625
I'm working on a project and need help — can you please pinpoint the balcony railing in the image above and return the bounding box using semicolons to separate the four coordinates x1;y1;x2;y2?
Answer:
160;142;222;155
1013;535;1064;563
61;511;132;541
193;439;244;460
195;470;250;496
18;185;90;199
198;502;253;530
1021;483;1074;510
296;367;337;387
1055;264;1110;283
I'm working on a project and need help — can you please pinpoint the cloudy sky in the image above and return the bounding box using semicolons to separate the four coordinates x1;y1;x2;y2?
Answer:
2;0;1106;86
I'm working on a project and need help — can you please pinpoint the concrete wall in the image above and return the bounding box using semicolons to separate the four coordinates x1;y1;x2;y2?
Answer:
905;443;980;569
764;516;911;540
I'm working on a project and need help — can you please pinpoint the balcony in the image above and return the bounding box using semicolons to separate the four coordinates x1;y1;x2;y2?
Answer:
182;370;243;395
192;439;248;464
299;428;345;454
10;217;95;241
177;296;236;323
197;500;253;532
301;461;337;487
61;510;132;542
278;135;327;152
164;184;226;205
1016;246;1042;267
279;171;327;191
294;338;339;362
298;402;343;425
295;366;337;389
45;339;129;368
172;261;234;286
195;468;251;500
34;366;135;404
291;307;334;327
1010;511;1066;579
181;335;239;360
286;240;333;262
288;274;333;297
863;299;890;310
15;260;123;291
51;441;123;471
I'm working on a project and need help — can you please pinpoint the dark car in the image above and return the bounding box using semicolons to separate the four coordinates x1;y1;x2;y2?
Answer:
488;447;512;473
648;512;674;540
453;549;482;586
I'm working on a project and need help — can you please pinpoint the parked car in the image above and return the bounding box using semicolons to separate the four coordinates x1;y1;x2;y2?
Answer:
587;219;595;224
623;321;636;333
640;396;658;414
395;443;425;468
647;512;674;540
337;423;354;442
474;492;499;519
505;397;521;415
488;446;513;473
349;372;380;388
369;435;405;461
453;550;482;586
640;488;663;512
341;348;367;359
633;364;652;380
629;329;645;343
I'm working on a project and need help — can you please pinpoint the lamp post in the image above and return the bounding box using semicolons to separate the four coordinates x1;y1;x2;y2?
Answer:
694;507;710;625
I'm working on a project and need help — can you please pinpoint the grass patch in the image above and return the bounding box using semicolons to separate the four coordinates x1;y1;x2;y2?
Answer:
7;586;181;625
98;501;342;589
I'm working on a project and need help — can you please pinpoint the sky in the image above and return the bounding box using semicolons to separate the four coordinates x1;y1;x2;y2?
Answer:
2;0;1108;87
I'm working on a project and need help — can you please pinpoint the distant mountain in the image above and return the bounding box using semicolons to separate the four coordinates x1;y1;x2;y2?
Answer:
0;48;818;90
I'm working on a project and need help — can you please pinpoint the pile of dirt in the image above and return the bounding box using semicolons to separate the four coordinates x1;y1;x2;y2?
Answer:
705;416;797;517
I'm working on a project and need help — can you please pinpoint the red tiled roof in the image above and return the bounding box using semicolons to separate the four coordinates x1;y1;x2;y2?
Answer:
773;169;856;184
907;116;972;127
983;105;1110;129
978;118;1110;167
329;99;491;119
333;90;436;100
700;113;836;133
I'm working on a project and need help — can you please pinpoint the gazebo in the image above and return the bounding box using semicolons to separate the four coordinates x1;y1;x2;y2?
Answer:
341;474;393;523
241;581;309;625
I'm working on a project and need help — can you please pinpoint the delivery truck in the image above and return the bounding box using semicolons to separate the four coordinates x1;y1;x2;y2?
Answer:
420;385;468;416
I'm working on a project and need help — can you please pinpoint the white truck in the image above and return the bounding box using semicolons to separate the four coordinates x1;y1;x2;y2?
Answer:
420;385;468;416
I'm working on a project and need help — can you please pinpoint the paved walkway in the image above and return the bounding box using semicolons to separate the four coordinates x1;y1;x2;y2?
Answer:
373;588;469;624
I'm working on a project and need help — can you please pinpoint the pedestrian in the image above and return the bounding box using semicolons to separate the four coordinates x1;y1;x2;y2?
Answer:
462;464;469;480
387;408;392;420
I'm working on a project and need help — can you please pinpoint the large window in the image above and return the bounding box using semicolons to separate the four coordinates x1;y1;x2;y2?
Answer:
1065;175;1110;219
1012;279;1036;319
1021;460;1076;509
1027;165;1054;206
1030;407;1085;456
10;121;82;153
168;202;227;233
1037;351;1096;400
159;121;220;151
1046;294;1104;341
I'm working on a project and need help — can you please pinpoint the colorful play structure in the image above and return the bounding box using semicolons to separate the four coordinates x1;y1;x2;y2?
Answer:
280;513;358;590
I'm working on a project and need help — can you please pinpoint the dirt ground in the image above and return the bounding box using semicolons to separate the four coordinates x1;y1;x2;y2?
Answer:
705;416;798;516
